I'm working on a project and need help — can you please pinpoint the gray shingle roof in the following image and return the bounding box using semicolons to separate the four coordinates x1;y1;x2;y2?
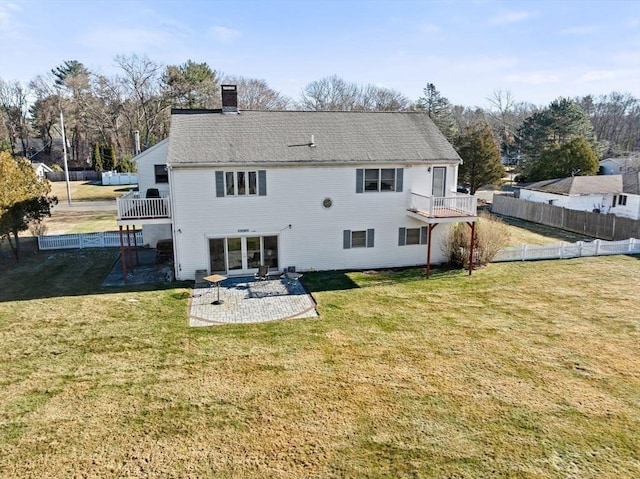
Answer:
167;110;461;166
622;172;640;195
525;173;640;195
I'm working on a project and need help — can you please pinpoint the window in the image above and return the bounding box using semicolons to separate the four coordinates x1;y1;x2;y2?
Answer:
216;170;266;197
364;169;379;191
343;229;375;249
154;164;168;183
398;227;428;246
356;168;403;193
618;194;627;206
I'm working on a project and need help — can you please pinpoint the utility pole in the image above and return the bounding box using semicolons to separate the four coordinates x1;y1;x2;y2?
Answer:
59;110;72;205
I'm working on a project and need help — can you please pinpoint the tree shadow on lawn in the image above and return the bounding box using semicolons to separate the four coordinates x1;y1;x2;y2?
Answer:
302;266;464;293
0;248;189;303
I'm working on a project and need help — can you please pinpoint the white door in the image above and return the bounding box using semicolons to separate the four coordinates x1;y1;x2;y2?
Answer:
226;236;261;275
432;167;446;197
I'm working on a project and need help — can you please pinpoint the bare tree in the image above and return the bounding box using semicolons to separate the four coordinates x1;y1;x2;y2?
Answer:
0;78;32;156
221;75;290;110
298;75;409;111
115;54;170;149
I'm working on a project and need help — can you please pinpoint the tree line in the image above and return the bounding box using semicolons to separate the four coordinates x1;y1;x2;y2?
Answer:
0;54;639;183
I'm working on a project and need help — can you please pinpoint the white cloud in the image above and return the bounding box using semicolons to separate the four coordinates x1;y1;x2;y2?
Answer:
575;70;617;83
490;11;532;25
207;26;242;42
506;73;560;85
0;1;20;26
559;25;601;35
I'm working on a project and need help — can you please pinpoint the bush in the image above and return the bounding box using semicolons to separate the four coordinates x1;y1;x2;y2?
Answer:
441;213;510;269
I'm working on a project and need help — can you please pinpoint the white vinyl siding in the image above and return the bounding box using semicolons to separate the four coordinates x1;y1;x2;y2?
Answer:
171;164;453;280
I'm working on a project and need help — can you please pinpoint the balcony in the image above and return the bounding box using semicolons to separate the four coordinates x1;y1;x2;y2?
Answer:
407;192;477;223
116;191;172;225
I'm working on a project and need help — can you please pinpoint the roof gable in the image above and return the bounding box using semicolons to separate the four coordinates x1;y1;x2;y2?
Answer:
166;110;461;166
525;175;624;195
132;138;169;165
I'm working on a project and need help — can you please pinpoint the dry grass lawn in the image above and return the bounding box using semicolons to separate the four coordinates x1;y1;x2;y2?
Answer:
49;180;131;202
42;210;117;235
0;250;638;478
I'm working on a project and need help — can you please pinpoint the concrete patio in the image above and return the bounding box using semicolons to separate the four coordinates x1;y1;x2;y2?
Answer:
189;276;318;326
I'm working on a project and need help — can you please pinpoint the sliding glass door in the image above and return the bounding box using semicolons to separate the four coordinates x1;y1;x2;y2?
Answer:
209;235;278;275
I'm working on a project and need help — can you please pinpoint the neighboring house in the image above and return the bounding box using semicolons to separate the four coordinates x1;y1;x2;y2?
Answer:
599;156;640;175
518;173;640;220
117;86;477;281
31;162;53;178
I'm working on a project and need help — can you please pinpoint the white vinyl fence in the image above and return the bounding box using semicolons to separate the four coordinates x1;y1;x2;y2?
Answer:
38;231;143;250
101;171;138;185
493;238;640;262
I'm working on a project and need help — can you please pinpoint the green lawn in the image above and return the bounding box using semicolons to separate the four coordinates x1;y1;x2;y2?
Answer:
1;250;638;478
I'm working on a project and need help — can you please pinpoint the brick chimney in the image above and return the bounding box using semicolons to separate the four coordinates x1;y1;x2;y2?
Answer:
221;84;238;113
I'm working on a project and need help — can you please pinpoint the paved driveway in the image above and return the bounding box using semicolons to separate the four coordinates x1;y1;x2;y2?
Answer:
189;276;318;326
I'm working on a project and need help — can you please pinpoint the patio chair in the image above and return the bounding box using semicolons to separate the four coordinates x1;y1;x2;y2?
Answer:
254;265;269;281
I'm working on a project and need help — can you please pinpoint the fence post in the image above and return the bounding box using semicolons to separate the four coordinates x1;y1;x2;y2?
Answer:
522;244;527;261
594;239;600;256
560;242;565;259
630;238;637;253
577;241;582;258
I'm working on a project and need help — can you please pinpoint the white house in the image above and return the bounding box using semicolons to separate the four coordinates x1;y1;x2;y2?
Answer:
31;162;53;178
519;173;640;220
599;157;640;175
117;86;477;281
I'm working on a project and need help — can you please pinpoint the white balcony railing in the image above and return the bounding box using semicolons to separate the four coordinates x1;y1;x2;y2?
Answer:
408;192;477;219
117;191;171;221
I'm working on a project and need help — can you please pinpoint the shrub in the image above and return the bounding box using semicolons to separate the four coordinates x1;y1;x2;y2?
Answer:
29;220;48;237
441;212;510;269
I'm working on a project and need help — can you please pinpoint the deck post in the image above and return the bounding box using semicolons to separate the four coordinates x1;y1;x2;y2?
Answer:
126;225;133;272
426;223;438;278
467;221;476;276
133;225;139;265
118;225;128;283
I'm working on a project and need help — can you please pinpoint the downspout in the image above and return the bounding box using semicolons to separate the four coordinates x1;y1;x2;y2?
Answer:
167;163;180;280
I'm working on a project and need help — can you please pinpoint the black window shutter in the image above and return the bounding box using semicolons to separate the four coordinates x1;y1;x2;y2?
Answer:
421;226;428;245
396;168;403;192
343;230;351;249
258;170;267;196
215;171;225;197
398;227;406;246
356;169;364;193
367;229;375;248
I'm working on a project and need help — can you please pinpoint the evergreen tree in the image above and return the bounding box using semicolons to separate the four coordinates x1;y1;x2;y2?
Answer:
416;83;457;141
517;98;599;179
528;136;599;182
455;124;505;194
92;143;103;171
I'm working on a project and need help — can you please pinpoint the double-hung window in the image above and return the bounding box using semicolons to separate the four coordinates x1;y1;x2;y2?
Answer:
356;168;403;193
154;164;168;183
216;170;266;197
343;229;375;249
398;227;428;246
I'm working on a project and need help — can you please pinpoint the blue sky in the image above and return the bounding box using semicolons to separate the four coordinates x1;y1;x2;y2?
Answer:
1;0;639;108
